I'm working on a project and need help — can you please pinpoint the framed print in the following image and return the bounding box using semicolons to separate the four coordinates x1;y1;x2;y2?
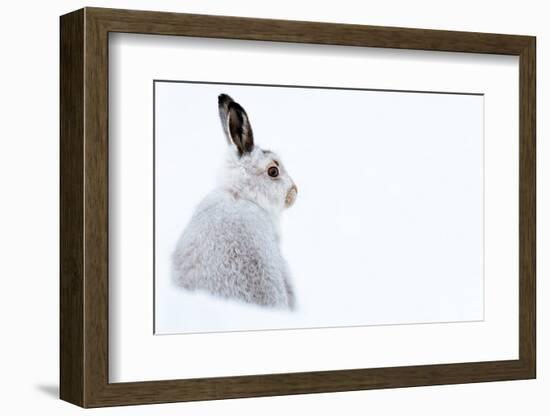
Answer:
60;7;536;408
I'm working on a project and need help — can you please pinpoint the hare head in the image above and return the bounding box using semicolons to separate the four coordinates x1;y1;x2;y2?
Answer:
218;94;297;216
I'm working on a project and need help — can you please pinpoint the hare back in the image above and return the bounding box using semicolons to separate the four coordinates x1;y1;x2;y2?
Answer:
171;191;294;309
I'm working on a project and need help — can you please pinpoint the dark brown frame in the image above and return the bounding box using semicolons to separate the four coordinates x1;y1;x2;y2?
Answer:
60;7;536;408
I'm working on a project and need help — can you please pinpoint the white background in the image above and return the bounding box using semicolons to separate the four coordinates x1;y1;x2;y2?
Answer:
0;0;547;415
155;82;485;334
109;34;519;382
110;34;517;382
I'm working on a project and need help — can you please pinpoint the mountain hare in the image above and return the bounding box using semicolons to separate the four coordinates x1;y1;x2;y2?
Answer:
171;94;298;309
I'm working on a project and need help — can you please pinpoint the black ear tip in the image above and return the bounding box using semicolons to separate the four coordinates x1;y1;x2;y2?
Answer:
227;100;246;115
218;93;233;107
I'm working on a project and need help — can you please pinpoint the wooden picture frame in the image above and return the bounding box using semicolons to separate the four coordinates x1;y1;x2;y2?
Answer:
60;7;536;408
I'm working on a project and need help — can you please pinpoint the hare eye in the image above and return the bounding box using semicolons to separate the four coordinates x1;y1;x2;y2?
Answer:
267;166;279;178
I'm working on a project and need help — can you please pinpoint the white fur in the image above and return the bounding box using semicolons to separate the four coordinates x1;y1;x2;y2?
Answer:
171;99;297;309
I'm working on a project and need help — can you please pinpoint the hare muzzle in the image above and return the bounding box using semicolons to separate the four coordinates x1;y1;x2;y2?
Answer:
285;184;298;208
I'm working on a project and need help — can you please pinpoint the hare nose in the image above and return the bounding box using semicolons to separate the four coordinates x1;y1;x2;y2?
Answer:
285;184;298;208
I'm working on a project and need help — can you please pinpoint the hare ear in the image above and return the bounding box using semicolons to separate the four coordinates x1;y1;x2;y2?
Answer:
218;94;254;156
